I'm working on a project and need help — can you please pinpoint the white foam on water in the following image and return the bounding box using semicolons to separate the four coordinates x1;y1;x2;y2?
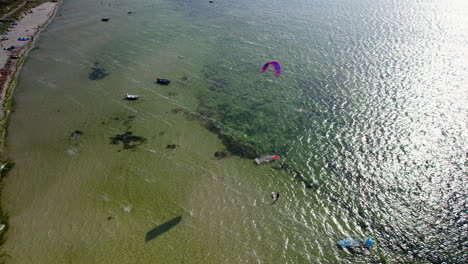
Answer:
123;206;132;213
66;148;77;156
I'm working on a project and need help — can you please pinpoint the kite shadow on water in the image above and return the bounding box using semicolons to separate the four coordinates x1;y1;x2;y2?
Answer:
145;216;182;242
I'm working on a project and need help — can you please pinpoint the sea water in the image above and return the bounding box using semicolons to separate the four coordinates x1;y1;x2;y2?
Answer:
1;0;467;263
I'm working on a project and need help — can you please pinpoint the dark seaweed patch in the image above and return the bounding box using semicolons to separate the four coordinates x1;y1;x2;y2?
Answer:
279;163;315;189
217;132;258;159
214;151;227;159
182;111;196;121
180;76;188;81
171;108;183;114
166;144;178;150
168;91;178;97
123;116;136;127
89;62;109;80
110;132;146;150
205;121;220;133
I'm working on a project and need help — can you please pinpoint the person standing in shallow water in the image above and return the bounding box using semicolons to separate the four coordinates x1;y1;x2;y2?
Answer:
271;192;280;203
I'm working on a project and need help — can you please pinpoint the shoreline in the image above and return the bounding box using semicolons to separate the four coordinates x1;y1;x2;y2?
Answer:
0;1;61;119
0;0;61;246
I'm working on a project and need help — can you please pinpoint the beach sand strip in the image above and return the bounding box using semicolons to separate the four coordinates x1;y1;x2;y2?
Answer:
0;1;61;120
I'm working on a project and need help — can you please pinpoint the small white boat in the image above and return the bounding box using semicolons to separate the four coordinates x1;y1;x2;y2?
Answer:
126;94;140;100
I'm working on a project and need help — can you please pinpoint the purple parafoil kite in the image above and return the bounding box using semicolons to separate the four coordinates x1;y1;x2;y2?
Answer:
261;61;281;76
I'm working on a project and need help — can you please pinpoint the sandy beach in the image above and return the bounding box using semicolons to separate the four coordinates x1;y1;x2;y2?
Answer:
0;1;60;119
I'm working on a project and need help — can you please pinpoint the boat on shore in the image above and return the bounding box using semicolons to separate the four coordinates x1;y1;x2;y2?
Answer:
125;94;140;100
255;155;279;165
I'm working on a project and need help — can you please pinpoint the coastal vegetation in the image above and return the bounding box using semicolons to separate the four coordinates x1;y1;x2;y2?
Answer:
0;0;50;33
0;0;25;19
0;160;13;245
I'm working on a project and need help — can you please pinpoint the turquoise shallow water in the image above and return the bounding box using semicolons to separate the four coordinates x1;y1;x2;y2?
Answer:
1;0;467;263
